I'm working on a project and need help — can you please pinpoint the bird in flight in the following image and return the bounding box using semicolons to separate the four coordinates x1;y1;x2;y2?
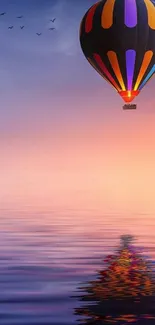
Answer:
0;12;6;16
36;33;42;36
20;26;24;29
17;15;23;18
49;27;55;30
8;26;13;29
50;18;56;22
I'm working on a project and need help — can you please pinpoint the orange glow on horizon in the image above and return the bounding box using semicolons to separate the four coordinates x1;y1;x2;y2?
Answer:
1;110;155;215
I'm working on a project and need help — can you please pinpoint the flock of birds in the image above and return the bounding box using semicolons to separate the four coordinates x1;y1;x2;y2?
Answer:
0;12;56;35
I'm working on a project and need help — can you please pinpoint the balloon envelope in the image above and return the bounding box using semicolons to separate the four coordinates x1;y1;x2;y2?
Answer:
80;0;155;103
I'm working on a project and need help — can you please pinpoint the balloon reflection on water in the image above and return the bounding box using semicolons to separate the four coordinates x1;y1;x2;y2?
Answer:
73;235;155;324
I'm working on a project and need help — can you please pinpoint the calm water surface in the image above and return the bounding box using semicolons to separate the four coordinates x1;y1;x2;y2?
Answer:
0;209;155;324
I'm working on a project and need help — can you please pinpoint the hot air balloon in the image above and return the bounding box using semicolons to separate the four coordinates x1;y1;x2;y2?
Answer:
80;0;155;109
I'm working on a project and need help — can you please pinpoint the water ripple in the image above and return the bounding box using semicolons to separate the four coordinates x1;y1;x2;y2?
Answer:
0;210;155;324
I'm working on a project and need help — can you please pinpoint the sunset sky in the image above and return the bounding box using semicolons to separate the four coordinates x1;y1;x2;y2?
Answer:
1;0;155;215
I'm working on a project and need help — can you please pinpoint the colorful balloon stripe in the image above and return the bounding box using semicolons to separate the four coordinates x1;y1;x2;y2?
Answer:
107;51;126;90
144;0;155;29
87;57;116;89
85;3;99;33
126;50;136;91
125;0;137;28
139;65;155;90
101;0;116;29
94;53;121;91
134;51;153;90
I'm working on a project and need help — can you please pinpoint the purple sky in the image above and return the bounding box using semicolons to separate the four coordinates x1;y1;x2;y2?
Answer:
0;0;96;133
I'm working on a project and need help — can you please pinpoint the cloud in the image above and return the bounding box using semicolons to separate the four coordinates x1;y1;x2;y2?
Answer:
44;0;81;56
